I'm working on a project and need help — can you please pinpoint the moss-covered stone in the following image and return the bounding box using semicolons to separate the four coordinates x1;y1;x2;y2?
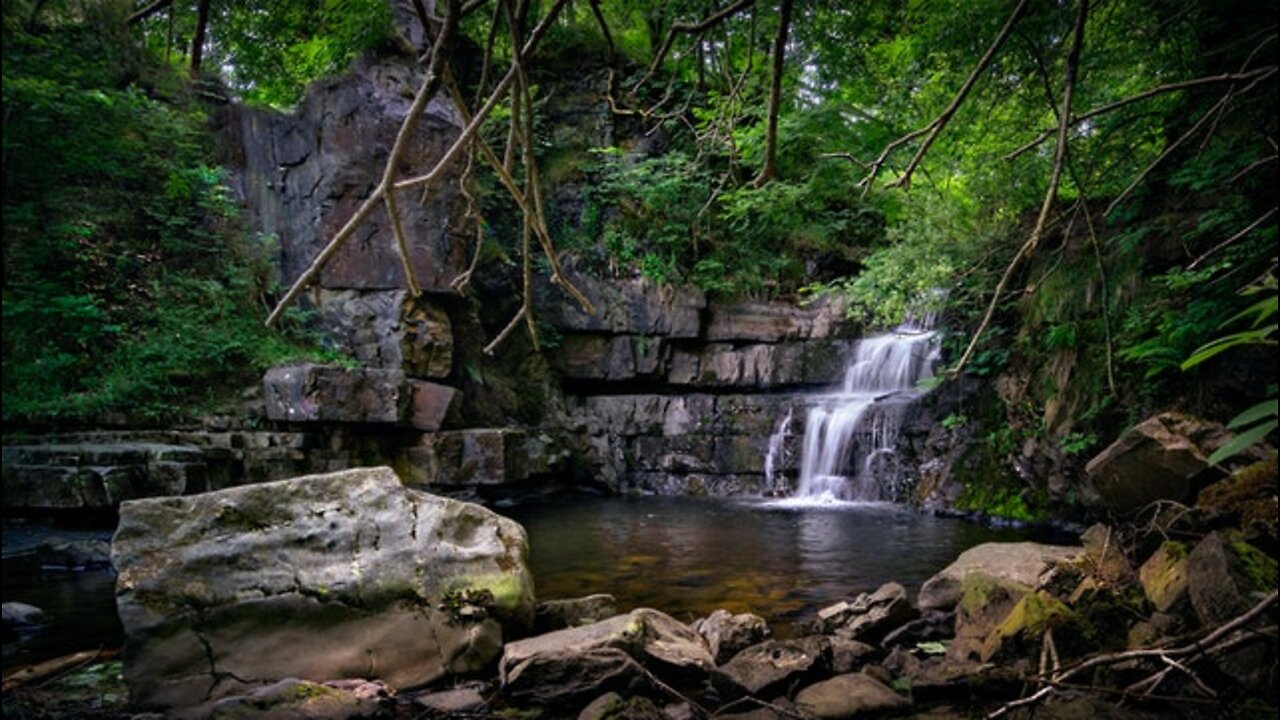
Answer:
980;590;1079;662
1137;540;1190;612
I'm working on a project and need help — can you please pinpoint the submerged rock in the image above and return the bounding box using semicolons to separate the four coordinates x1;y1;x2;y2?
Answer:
112;466;533;715
918;542;1080;611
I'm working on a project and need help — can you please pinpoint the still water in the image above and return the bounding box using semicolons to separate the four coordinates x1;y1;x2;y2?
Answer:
2;496;1053;670
504;495;1054;632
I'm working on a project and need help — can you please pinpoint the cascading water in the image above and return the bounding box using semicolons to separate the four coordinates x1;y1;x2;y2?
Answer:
763;408;793;494
791;315;940;502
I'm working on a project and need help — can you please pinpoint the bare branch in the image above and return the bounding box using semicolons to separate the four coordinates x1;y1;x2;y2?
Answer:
1004;66;1277;160
265;0;462;327
127;0;172;25
951;0;1087;376
637;0;756;89
859;0;1030;197
1188;208;1278;270
588;0;615;59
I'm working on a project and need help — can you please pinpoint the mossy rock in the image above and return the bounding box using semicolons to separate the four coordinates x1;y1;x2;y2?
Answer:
1137;540;1190;613
980;590;1081;663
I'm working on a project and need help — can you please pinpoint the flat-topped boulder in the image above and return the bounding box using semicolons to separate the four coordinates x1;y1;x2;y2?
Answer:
263;364;457;430
112;466;533;715
918;542;1081;611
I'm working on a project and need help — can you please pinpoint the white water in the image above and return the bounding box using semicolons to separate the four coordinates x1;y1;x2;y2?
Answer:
763;408;793;494
790;318;940;504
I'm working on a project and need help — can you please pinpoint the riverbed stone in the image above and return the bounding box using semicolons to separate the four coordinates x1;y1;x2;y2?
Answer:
112;466;533;714
578;692;666;720
947;572;1033;663
713;637;829;699
692;609;770;664
411;685;487;714
794;673;911;719
501;608;714;703
833;582;921;644
535;594;620;633
918;542;1081;611
207;678;391;720
503;648;651;707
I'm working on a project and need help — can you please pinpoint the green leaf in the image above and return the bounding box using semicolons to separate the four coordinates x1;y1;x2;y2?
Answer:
1227;399;1279;430
1207;420;1278;466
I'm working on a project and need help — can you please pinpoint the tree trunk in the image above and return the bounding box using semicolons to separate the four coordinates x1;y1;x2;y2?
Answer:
189;0;211;76
755;0;793;186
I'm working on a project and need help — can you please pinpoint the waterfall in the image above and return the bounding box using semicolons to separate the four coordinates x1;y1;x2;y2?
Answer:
763;408;793;494
792;316;940;502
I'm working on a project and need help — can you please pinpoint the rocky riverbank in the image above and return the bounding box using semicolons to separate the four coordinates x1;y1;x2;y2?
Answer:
3;465;1276;720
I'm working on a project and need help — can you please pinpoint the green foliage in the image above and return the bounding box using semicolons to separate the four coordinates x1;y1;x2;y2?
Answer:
2;6;327;425
941;413;969;430
1058;431;1098;456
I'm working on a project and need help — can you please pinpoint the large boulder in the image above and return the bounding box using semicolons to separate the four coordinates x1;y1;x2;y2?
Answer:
918;542;1080;611
500;609;714;706
1186;531;1277;626
112;467;533;715
1082;413;1235;512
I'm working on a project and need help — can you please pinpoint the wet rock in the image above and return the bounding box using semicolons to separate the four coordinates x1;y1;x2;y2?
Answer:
535;594;620;633
208;677;391;720
2;443;210;508
578;692;667;720
881;611;955;649
794;673;911;719
692;609;770;664
714;637;829;699
3;602;46;639
1079;524;1136;587
979;590;1079;663
411;685;487;714
947;573;1032;662
1186;531;1277;626
835;582;921;644
501;608;713;703
918;543;1079;611
828;637;879;674
502;648;651;708
112;467;532;714
1082;412;1230;512
1138;541;1191;613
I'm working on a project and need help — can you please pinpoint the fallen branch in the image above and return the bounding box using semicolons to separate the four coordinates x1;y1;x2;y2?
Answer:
1004;66;1277;160
2;648;119;694
988;591;1278;718
858;0;1029;197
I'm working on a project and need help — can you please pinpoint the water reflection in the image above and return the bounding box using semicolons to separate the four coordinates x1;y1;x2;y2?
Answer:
505;496;1051;633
